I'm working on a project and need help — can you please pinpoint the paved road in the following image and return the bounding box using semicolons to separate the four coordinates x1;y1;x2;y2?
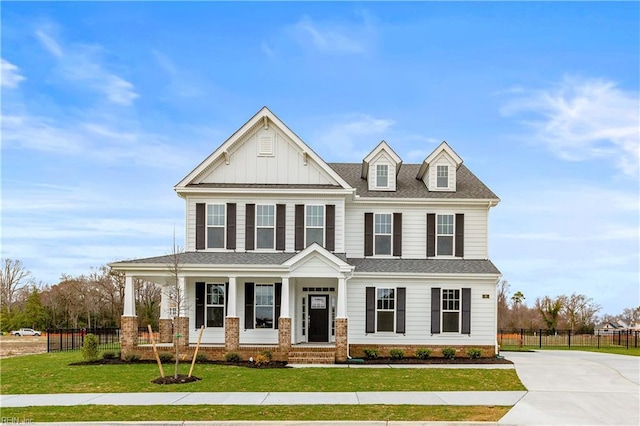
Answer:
500;350;640;425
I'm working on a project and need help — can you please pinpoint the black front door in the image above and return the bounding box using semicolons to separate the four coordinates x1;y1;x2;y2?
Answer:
308;295;329;342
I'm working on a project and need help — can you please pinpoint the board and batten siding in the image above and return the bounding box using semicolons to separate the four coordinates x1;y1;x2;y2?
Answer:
186;196;345;253
344;204;488;259
346;278;496;346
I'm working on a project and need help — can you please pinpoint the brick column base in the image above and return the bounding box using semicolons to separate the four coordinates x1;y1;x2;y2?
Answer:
120;316;139;359
278;317;292;352
225;317;239;351
335;317;348;362
175;316;189;347
159;319;173;343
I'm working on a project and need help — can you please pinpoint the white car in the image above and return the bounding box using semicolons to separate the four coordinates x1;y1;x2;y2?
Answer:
11;328;42;336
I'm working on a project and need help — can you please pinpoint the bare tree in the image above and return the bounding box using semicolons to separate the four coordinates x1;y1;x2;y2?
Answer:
166;237;187;379
497;280;510;329
562;292;600;333
0;259;32;315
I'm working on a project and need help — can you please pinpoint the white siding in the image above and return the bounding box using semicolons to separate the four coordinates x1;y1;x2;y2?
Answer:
346;277;496;346
367;152;397;191
427;153;457;191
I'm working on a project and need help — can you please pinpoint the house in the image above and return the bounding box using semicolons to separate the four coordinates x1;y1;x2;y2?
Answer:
110;107;501;363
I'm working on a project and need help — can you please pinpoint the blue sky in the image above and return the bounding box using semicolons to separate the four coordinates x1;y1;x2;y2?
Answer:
2;2;638;316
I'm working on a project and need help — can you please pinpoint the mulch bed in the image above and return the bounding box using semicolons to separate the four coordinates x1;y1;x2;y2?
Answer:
152;374;201;385
358;357;513;365
69;359;290;368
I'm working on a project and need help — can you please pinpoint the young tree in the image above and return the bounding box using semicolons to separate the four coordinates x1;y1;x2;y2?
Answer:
166;238;187;380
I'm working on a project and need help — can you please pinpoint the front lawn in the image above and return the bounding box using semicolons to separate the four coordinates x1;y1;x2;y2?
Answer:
0;351;525;394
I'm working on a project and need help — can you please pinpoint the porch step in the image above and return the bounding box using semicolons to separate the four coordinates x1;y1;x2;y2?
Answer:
288;349;336;364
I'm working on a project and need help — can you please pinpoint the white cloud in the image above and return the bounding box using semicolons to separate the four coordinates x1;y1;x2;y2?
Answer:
287;13;375;54
35;29;64;58
1;59;26;88
501;76;640;177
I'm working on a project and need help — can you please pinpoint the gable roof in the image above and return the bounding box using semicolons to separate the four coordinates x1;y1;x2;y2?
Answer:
417;141;463;180
175;106;352;190
361;140;403;179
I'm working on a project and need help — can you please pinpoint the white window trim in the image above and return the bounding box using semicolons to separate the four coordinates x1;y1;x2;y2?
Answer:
206;283;226;328
436;213;455;257
305;205;325;247
374;213;393;256
376;287;396;333
436;165;449;189
206;204;226;249
376;164;389;188
255;283;275;329
441;288;461;333
255;204;276;250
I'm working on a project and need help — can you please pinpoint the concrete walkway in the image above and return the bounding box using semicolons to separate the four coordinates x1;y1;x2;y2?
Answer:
499;350;640;425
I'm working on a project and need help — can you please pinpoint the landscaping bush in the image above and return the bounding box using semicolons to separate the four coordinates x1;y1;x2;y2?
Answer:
158;352;174;363
389;349;404;359
260;350;273;361
363;348;380;359
102;351;119;360
195;353;209;363
415;348;432;360
467;348;482;359
81;333;99;361
254;354;269;365
442;347;456;360
224;351;241;362
124;353;140;362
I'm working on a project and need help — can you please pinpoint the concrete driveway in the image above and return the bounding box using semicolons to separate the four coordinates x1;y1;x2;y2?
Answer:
500;350;639;425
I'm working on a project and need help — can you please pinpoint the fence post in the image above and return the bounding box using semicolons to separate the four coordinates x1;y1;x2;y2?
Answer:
47;330;50;353
635;331;638;349
568;330;571;348
59;330;63;351
539;329;542;348
626;330;629;349
597;331;600;349
520;328;524;347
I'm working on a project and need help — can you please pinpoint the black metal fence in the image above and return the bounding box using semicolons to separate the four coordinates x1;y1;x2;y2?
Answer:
47;328;121;352
498;329;639;350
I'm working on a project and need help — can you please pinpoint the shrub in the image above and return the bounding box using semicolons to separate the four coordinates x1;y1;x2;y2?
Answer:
196;353;209;363
224;351;241;362
102;351;118;360
415;348;432;360
467;347;482;359
389;349;404;359
124;353;140;362
442;347;456;360
260;350;272;361
254;354;269;365
363;348;380;359
81;333;99;361
158;352;174;363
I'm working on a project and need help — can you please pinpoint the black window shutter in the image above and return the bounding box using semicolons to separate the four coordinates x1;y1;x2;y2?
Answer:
227;203;237;250
326;205;335;251
195;203;206;250
195;282;205;328
276;204;286;251
396;287;406;334
455;214;464;258
364;213;373;256
295;204;304;250
244;283;254;329
462;287;471;334
274;282;282;329
393;213;402;257
225;282;229;311
431;287;441;334
245;204;255;250
426;213;436;257
365;286;375;333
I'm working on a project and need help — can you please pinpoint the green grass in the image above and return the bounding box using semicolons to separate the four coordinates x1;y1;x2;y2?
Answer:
0;405;511;422
0;351;525;394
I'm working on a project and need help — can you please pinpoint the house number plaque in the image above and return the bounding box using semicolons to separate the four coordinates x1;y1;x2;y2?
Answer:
311;296;326;309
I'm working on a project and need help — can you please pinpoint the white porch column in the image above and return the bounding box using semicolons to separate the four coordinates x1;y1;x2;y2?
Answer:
227;276;237;317
280;277;290;317
160;285;171;319
336;276;347;318
177;276;186;316
123;275;136;316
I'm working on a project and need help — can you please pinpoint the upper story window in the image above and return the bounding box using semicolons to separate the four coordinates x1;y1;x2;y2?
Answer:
256;205;275;249
376;288;395;332
437;165;449;188
374;213;392;255
306;205;325;246
437;214;454;256
206;284;225;327
376;164;389;188
442;289;460;332
255;284;274;329
207;204;226;248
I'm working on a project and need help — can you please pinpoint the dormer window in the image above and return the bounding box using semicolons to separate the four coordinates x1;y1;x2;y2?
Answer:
437;165;449;188
376;164;388;188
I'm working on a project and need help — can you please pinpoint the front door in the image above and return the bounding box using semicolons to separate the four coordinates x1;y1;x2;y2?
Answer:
308;295;329;342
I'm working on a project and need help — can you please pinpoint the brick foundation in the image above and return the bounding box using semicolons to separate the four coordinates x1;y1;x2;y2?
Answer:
278;317;292;353
159;319;173;343
225;317;239;351
175;316;189;347
335;318;348;362
120;316;138;359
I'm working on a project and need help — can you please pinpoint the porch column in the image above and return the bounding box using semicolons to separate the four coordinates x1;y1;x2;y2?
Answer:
335;276;348;362
159;285;173;343
225;276;239;351
123;275;136;316
120;275;138;358
175;276;189;347
278;277;292;353
336;276;347;318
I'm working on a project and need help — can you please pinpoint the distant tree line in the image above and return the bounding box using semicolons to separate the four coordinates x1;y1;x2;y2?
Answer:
0;258;161;332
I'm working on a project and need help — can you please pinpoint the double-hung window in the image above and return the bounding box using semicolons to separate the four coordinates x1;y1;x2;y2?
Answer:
374;213;392;255
207;204;225;248
206;284;225;327
376;288;395;332
256;205;275;249
255;284;274;329
442;289;460;332
437;165;449;188
376;164;388;188
306;205;324;246
437;214;454;256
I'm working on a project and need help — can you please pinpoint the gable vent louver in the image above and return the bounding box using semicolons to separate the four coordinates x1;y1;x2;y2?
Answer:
259;135;274;156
